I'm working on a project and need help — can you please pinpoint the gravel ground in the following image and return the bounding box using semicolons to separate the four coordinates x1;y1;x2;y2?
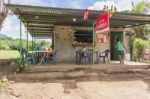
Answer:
1;62;150;99
1;80;150;99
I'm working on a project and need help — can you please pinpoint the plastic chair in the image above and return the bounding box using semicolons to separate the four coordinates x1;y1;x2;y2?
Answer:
86;49;93;64
18;48;36;65
76;49;93;65
99;49;110;63
47;50;57;64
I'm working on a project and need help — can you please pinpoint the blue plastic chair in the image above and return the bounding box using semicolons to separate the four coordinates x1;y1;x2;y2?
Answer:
47;50;57;64
86;49;93;64
76;49;93;65
18;48;36;65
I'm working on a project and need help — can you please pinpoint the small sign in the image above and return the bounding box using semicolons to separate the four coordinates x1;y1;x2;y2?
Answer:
84;9;89;21
96;12;110;34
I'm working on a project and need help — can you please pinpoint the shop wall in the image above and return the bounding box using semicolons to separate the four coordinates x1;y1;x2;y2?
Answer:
54;26;75;63
54;25;111;63
95;35;110;62
123;31;130;51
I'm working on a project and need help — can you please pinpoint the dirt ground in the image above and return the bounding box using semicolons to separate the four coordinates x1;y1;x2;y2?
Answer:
1;63;150;99
1;80;150;99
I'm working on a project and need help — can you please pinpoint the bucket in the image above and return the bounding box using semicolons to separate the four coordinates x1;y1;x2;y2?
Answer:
125;53;130;61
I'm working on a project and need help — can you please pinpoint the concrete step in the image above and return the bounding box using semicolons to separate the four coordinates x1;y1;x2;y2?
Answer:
7;67;150;83
0;59;13;66
27;64;149;73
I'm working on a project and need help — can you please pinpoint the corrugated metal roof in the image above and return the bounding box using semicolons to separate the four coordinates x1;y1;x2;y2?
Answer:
6;4;150;38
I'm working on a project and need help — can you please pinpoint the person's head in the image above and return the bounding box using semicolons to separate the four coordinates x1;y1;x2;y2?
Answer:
117;38;123;43
117;38;120;42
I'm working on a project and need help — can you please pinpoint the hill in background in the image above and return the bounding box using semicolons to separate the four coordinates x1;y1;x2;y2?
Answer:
0;33;9;38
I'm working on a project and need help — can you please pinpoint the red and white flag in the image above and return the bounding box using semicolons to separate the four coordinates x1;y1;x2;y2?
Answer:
95;12;110;34
84;9;89;21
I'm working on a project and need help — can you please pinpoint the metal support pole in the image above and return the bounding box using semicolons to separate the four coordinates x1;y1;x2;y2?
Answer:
32;36;33;53
33;37;35;50
19;19;22;59
26;23;29;51
92;22;95;65
52;32;54;48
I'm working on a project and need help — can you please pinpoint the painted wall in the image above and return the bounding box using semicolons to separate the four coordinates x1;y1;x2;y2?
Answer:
54;26;129;63
123;31;130;51
95;37;110;52
54;26;75;63
54;25;110;63
95;34;110;62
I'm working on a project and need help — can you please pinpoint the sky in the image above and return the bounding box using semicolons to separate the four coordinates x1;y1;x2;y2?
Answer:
0;0;146;39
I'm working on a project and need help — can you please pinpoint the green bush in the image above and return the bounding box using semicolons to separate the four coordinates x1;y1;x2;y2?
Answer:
0;38;51;51
11;57;29;72
133;38;150;61
0;80;7;90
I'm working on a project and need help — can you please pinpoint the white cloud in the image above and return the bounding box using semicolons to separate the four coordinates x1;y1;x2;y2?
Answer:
1;15;31;39
115;0;140;11
1;0;55;39
88;1;115;10
88;0;141;11
10;0;56;7
145;0;150;2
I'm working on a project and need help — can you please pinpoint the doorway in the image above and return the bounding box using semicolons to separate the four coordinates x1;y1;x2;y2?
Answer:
110;32;123;60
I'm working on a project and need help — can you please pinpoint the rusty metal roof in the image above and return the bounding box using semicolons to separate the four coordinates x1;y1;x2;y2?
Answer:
6;4;150;38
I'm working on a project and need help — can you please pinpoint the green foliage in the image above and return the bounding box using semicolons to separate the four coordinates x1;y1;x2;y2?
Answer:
131;1;150;14
0;50;19;58
127;1;150;39
0;38;50;50
0;80;7;90
133;38;150;61
11;57;29;72
144;25;150;40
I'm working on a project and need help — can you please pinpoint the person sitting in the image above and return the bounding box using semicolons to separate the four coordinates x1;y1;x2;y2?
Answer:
45;45;54;64
79;45;87;64
34;45;42;64
34;45;41;51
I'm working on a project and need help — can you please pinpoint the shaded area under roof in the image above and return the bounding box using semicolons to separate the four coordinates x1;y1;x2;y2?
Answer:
6;4;150;38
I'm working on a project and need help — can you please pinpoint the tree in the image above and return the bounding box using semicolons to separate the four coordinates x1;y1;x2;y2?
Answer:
125;1;150;61
131;1;150;14
130;1;150;39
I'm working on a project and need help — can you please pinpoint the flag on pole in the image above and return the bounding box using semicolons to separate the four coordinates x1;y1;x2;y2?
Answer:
95;12;110;43
95;12;110;34
84;9;89;21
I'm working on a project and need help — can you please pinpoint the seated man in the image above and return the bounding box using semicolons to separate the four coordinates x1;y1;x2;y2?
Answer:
34;45;42;64
79;45;88;64
45;45;54;64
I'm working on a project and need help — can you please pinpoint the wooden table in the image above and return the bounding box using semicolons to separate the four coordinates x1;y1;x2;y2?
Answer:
34;51;52;65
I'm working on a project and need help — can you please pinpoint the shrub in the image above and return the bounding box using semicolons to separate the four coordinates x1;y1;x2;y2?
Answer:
133;38;150;61
0;80;7;90
10;57;29;72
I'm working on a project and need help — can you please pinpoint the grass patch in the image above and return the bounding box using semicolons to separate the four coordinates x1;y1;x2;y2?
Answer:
0;50;20;59
0;80;7;90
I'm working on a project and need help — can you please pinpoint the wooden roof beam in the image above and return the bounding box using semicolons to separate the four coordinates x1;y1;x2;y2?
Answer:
28;27;53;30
